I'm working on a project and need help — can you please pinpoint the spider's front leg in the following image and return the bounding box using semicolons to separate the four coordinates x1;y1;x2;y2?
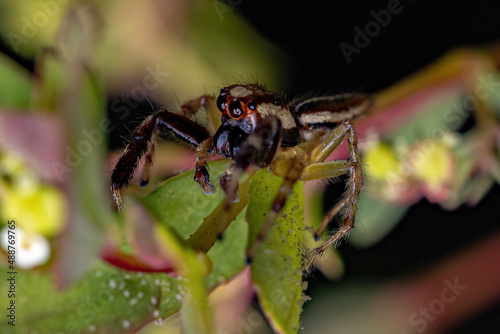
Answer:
289;92;372;270
111;97;214;212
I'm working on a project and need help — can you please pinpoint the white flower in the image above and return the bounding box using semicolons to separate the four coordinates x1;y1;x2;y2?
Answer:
1;226;50;269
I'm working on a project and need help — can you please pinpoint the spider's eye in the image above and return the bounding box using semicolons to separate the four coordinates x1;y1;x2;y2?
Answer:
247;101;256;110
217;93;227;112
274;97;282;106
229;99;244;118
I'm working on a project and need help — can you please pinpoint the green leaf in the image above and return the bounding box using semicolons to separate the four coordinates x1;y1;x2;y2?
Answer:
247;168;306;334
141;160;250;288
155;224;216;334
204;206;248;288
180;289;215;334
0;261;163;333
178;253;216;334
150;223;216;332
140;160;228;240
187;173;250;253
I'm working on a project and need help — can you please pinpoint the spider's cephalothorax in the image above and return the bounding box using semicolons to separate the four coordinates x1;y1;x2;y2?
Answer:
111;83;373;270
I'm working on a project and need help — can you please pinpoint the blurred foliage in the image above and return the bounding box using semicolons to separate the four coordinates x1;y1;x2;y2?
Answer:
351;50;500;248
0;0;300;333
0;54;31;109
0;1;499;334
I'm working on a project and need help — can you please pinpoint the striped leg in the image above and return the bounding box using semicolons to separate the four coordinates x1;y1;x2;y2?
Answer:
303;121;364;271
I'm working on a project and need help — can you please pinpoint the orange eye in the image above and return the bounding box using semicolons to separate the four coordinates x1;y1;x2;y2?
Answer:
228;99;244;119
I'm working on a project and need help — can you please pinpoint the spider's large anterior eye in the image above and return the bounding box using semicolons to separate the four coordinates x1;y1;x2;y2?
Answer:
216;93;227;112
229;99;244;118
274;97;282;106
247;101;256;110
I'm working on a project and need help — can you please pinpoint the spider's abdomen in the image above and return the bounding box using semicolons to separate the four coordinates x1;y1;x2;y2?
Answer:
291;93;373;128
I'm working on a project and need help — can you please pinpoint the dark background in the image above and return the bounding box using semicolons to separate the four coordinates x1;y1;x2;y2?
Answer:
235;1;500;333
2;0;499;332
239;0;500;94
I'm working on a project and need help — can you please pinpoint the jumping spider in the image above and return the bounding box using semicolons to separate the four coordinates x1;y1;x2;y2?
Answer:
111;84;373;270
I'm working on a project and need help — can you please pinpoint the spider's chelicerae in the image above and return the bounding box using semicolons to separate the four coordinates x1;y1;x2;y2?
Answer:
111;83;373;270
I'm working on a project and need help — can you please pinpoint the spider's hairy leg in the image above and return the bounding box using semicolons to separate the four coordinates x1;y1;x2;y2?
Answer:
111;110;211;212
309;120;354;164
140;131;156;188
217;117;283;240
246;157;305;264
300;160;354;239
111;113;160;212
303;120;364;271
194;137;215;194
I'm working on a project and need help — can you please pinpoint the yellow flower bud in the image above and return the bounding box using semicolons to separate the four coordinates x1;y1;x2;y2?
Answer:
410;140;453;184
2;185;67;237
364;142;400;181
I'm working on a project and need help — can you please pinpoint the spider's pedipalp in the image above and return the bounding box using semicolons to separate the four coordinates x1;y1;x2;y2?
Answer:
217;116;283;238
